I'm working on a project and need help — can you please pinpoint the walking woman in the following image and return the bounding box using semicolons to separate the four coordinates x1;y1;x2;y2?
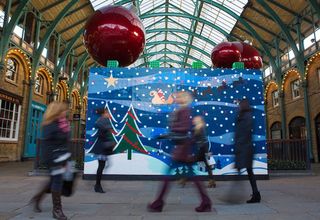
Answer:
89;108;115;193
30;101;71;220
193;116;216;188
234;99;261;203
148;91;211;212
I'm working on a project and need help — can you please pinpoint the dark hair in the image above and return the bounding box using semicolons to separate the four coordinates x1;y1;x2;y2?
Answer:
96;108;107;115
239;99;251;112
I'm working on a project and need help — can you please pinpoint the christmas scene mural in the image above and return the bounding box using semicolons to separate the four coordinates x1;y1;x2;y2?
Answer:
84;67;267;176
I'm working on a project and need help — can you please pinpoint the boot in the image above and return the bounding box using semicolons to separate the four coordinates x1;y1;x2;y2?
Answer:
246;191;261;203
30;183;50;212
178;178;187;187
194;180;212;212
147;179;169;212
207;179;216;188
94;184;105;193
195;196;211;212
147;199;164;212
52;191;67;220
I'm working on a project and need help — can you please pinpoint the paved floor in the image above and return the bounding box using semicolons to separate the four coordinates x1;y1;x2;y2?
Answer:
1;162;320;220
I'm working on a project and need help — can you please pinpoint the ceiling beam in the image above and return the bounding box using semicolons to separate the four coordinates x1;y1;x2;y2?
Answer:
40;0;65;13
267;0;313;25
59;18;86;34
247;4;301;37
65;2;92;18
243;17;287;43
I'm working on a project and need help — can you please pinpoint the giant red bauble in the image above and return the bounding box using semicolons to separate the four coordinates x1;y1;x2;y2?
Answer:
232;42;263;69
211;42;263;69
83;5;145;67
211;42;241;68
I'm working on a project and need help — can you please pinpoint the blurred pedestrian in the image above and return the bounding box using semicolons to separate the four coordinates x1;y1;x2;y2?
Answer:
30;101;71;220
90;108;115;193
148;91;211;212
193;116;216;188
234;99;261;203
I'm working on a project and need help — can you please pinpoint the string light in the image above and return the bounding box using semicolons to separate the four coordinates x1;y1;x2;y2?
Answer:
305;51;320;80
281;69;301;91
6;48;32;78
264;81;278;101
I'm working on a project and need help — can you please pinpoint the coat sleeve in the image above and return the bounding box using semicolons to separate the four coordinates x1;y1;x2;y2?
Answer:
235;112;253;146
170;108;192;133
95;118;112;131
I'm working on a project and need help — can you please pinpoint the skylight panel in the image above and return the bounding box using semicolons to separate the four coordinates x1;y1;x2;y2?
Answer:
140;0;165;14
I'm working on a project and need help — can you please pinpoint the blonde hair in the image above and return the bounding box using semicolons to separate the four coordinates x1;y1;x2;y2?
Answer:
42;101;68;126
193;116;205;133
177;91;193;106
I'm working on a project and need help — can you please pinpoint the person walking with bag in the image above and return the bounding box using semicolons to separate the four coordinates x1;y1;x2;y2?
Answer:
234;99;261;203
89;108;115;193
30;101;71;220
193;116;216;188
148;91;211;212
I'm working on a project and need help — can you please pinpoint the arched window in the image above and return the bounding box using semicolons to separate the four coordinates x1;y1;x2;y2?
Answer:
289;117;306;139
57;86;63;102
35;75;44;95
6;58;18;82
270;122;281;139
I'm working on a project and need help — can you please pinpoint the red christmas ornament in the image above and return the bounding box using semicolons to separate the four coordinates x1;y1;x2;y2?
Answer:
83;5;145;67
211;42;263;69
211;42;241;68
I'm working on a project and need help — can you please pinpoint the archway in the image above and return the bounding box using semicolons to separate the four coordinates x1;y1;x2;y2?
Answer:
289;117;306;139
270;122;281;140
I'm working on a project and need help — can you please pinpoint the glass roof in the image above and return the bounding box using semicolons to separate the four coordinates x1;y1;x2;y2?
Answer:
89;0;248;68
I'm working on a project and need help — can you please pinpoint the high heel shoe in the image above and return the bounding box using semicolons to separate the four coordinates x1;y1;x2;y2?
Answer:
246;192;261;203
147;199;164;212
195;202;211;212
94;184;105;193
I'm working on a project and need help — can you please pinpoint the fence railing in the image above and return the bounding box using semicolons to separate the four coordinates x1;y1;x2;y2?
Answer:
267;139;310;170
34;138;85;171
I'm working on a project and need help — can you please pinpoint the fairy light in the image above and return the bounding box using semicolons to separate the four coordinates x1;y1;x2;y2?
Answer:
305;52;320;80
37;67;53;91
281;69;301;91
264;81;278;101
6;48;32;78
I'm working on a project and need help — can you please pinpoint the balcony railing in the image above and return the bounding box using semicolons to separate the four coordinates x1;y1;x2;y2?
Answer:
267;139;310;170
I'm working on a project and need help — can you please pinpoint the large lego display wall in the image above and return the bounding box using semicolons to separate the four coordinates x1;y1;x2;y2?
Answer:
84;67;267;177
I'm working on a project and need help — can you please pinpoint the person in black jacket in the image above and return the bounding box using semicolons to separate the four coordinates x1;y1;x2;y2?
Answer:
193;116;216;188
89;108;115;193
234;99;261;203
30;101;71;220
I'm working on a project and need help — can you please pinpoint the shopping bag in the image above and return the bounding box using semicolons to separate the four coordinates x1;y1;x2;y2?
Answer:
62;161;78;197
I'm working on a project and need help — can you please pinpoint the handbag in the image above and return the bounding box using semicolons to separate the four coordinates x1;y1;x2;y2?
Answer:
62;161;77;197
102;141;116;155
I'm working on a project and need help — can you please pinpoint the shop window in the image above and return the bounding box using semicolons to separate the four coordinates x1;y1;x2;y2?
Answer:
270;122;281;140
5;58;18;82
35;75;44;95
272;90;279;107
0;99;21;141
289;117;306;139
291;80;300;99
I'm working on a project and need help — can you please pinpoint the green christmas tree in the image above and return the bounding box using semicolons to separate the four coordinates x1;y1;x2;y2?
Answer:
113;104;148;160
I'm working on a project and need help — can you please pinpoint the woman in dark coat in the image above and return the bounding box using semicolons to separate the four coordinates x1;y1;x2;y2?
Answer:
30;101;71;220
148;91;211;212
234;99;261;203
89;108;115;193
193;116;216;188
